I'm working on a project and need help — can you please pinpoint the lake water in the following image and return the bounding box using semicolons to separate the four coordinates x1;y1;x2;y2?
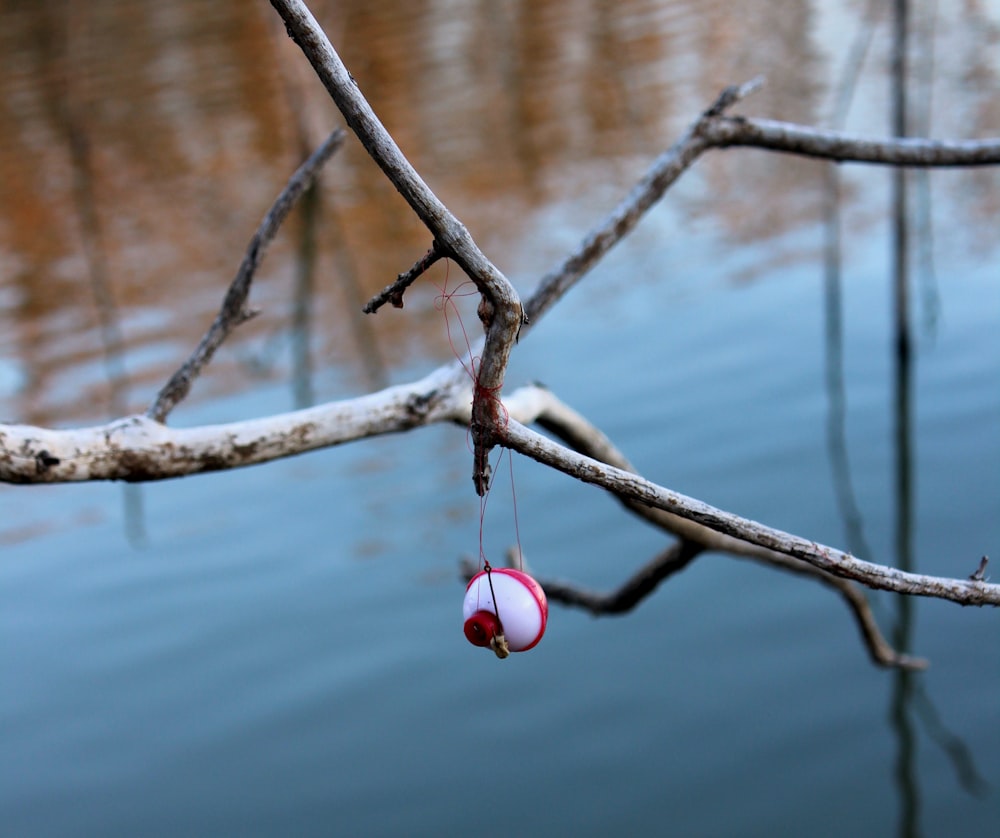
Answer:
1;1;999;835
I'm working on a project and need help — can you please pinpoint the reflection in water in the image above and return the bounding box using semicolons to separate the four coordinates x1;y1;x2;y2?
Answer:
1;3;999;835
0;1;849;422
290;178;319;408
890;343;919;838
912;685;990;797
324;192;390;394
822;168;875;557
2;0;997;425
822;0;878;565
37;1;147;545
911;0;939;339
819;2;992;832
286;172;389;406
889;3;919;835
884;0;989;828
272;19;388;404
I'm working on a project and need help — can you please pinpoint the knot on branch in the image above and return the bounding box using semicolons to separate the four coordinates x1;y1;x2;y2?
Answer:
477;295;495;331
34;450;61;474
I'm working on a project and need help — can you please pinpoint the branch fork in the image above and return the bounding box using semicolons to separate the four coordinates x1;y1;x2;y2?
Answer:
271;0;522;493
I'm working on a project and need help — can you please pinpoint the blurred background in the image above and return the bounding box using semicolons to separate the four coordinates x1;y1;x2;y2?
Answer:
1;1;998;835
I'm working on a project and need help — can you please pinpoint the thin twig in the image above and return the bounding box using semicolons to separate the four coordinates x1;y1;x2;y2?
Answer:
535;541;704;615
521;81;760;327
363;242;443;313
147;128;346;423
701;116;1000;166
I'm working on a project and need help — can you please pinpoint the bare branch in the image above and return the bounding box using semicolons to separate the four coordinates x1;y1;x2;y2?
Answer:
522;86;1000;329
363;242;444;314
702;115;1000;166
532;541;705;615
522;80;761;327
498;416;1000;607
503;385;926;669
147;128;346;423
1;63;996;622
1;367;468;484
269;0;522;494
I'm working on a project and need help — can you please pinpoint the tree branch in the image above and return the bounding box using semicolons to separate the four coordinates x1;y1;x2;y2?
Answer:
147;128;345;423
701;115;1000;166
522;78;762;327
363;242;444;313
269;0;522;494
522;83;1000;330
0;367;468;483
497;416;1000;607
501;385;928;669
12;74;994;477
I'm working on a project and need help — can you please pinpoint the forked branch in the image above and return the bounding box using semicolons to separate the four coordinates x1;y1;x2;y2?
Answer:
522;82;1000;329
270;0;522;494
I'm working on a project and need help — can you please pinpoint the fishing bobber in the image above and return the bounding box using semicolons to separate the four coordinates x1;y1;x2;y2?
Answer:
463;568;548;658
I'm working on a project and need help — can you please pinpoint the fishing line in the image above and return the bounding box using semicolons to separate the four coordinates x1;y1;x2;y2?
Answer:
432;260;547;656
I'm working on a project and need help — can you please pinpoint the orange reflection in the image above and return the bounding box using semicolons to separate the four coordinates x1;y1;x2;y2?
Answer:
0;0;996;425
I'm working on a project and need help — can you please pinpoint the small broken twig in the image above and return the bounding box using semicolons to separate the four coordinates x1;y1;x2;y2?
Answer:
363;241;444;313
969;556;989;582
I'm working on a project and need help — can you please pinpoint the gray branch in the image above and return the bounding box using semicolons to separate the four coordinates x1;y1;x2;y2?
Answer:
363;242;444;314
497;413;999;607
270;0;522;494
701;115;1000;166
522;84;1000;331
500;386;928;669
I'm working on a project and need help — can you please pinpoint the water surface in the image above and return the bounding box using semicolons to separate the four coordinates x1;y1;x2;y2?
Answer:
1;2;999;835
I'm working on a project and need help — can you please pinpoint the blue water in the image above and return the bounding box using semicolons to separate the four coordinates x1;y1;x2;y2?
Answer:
2;2;999;835
4;216;998;834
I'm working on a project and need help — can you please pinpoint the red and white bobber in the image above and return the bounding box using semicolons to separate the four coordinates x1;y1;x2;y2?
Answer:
463;567;548;658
